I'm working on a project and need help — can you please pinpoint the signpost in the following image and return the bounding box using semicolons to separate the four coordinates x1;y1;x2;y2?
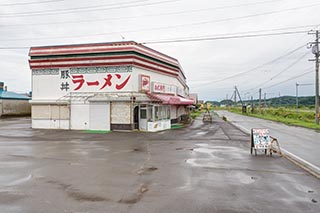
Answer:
251;128;271;155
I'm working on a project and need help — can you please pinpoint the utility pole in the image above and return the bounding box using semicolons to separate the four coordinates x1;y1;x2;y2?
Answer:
279;92;281;106
264;92;266;108
251;96;254;113
309;30;319;125
259;88;262;112
296;83;299;112
234;87;237;106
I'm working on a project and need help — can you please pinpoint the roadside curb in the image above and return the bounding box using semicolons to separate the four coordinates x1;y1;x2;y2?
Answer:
223;115;320;179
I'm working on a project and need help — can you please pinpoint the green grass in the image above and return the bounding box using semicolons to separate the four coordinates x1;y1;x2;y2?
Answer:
190;109;204;119
171;124;184;129
228;107;320;130
83;130;112;134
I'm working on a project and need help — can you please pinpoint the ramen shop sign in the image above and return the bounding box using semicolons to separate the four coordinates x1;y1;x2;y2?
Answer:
152;82;176;95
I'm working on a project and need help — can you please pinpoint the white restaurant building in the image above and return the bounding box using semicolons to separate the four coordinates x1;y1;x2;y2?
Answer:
28;41;195;132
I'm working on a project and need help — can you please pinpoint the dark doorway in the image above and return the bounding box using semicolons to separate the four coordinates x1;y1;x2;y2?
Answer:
134;106;139;129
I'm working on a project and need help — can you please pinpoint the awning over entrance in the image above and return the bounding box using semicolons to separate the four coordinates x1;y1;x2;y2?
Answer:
147;93;195;105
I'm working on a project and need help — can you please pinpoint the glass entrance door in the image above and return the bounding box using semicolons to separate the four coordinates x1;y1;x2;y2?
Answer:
139;106;148;131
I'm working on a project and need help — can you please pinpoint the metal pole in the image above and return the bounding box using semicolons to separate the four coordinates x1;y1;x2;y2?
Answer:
308;30;319;124
234;87;237;107
251;96;254;113
296;83;299;112
315;31;319;125
259;88;261;112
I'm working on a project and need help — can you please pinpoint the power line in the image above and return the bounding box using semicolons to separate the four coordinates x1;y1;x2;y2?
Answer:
143;31;308;44
270;53;309;80
0;29;309;48
0;0;64;6
264;69;314;89
2;20;312;42
250;52;310;90
148;24;319;42
0;0;178;18
2;0;283;27
191;43;307;88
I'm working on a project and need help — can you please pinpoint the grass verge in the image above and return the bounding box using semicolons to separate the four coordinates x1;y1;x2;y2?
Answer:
171;124;184;129
229;107;320;130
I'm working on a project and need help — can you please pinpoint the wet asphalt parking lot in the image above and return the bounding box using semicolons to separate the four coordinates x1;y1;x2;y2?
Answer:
0;116;319;213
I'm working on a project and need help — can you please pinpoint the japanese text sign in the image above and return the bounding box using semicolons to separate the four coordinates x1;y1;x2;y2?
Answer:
251;128;271;150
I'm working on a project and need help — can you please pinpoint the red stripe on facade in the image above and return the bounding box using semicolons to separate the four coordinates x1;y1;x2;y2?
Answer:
30;41;178;64
133;45;178;63
29;55;180;73
29;47;132;56
30;43;179;67
131;62;178;77
30;61;179;77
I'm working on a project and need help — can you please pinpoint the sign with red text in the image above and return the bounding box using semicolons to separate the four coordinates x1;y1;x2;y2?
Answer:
152;82;176;95
32;66;133;100
140;75;150;92
176;87;186;97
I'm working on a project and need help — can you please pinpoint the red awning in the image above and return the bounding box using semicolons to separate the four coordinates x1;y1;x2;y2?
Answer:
147;93;195;105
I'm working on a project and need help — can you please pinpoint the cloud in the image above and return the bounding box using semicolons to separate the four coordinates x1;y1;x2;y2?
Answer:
0;0;318;100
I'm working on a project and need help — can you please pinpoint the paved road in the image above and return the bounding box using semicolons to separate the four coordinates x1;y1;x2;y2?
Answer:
216;110;320;175
0;116;319;213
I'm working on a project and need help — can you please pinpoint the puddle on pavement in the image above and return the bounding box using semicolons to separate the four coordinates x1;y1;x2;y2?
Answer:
6;174;33;186
0;129;34;138
69;149;89;155
0;174;32;186
196;132;207;135
0;161;30;169
186;143;249;169
233;172;257;184
118;183;148;204
0;146;33;156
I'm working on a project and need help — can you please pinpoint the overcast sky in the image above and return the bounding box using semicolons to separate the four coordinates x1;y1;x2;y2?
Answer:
1;0;319;101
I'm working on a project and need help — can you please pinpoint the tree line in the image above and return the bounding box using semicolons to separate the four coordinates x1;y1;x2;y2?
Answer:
207;96;316;108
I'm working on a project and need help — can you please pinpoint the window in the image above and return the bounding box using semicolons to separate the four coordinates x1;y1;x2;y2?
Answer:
154;106;159;120
148;105;153;121
140;109;147;119
153;105;170;121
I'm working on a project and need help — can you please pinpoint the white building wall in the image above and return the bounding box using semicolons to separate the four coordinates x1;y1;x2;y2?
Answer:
170;105;177;119
31;104;69;129
132;67;187;94
32;67;134;101
70;103;89;130
111;102;131;124
177;106;186;118
32;66;187;101
31;65;190;131
89;102;110;131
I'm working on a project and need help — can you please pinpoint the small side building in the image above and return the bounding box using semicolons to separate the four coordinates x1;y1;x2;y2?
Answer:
0;82;31;117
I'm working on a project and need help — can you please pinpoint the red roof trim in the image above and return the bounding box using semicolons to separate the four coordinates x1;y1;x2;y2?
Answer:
29;42;179;67
147;93;195;105
29;41;178;62
29;55;180;73
30;61;179;77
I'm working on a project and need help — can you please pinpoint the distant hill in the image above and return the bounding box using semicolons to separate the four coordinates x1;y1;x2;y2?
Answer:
206;96;316;107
